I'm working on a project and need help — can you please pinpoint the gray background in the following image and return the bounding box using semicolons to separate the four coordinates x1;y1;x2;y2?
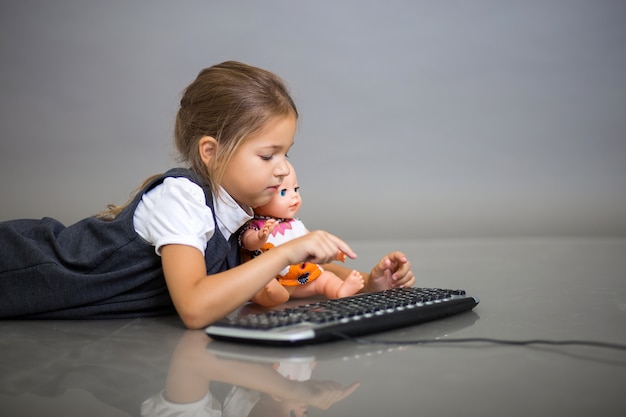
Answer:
1;0;625;240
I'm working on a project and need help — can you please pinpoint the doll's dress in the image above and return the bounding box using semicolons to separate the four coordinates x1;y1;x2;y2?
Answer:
241;216;322;286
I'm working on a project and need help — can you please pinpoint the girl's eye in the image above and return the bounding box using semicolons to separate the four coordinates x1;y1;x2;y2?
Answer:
294;187;300;193
260;155;273;161
280;189;287;197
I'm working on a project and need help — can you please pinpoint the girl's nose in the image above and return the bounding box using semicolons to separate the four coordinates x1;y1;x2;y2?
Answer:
275;158;290;177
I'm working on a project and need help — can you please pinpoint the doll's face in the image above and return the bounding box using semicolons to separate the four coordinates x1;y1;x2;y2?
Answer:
254;168;301;219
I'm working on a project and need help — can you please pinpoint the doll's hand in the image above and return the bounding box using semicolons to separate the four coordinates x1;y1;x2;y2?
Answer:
258;218;278;241
368;252;415;292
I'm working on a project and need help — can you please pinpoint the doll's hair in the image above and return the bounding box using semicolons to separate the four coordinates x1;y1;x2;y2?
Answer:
175;60;298;193
98;61;297;219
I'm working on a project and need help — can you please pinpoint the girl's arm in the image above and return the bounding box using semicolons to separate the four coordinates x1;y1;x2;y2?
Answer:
161;230;356;329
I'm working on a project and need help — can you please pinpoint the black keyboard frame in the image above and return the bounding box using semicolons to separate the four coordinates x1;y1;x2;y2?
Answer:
205;287;479;346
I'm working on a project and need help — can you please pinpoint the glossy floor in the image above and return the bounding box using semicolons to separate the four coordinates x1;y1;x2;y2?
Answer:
1;239;625;417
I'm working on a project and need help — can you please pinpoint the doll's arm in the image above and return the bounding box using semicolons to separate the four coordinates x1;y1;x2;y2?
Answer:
241;218;279;251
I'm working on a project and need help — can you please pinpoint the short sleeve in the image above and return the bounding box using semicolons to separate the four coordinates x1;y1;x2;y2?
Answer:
133;177;216;255
141;390;221;417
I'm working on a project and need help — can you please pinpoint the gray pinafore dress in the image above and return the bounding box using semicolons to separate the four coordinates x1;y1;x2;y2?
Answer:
0;168;240;319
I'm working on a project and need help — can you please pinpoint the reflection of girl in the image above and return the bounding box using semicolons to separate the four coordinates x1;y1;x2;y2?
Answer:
141;331;359;417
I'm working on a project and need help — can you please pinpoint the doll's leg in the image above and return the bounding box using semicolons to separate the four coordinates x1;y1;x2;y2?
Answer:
251;279;290;307
292;270;364;299
325;269;364;298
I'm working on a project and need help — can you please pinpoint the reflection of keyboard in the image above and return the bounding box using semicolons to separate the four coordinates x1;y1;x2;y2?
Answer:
205;287;480;346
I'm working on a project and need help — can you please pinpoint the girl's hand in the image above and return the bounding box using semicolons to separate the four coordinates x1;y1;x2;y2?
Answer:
291;380;361;410
281;230;357;266
368;251;415;292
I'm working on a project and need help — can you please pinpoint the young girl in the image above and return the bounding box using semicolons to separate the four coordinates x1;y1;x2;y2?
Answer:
0;61;415;329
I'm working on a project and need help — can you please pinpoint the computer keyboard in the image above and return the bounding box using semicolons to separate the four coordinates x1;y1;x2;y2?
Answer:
205;287;479;346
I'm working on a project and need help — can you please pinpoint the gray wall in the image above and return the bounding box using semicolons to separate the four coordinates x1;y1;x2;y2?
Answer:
1;1;625;240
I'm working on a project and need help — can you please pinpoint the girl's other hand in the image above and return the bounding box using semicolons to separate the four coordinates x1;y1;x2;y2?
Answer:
368;252;415;292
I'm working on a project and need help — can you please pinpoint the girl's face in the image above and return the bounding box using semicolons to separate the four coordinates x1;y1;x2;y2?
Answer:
254;167;301;219
220;115;296;209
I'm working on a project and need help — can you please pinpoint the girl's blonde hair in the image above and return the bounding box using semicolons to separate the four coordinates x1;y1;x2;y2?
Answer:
176;61;298;192
99;61;298;220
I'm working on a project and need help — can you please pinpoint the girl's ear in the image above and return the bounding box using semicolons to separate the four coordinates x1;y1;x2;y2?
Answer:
198;136;218;165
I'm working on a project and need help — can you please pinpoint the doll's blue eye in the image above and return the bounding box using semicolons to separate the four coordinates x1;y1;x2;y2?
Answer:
280;189;287;197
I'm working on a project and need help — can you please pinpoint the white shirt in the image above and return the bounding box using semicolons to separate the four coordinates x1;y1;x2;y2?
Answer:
140;387;260;417
133;177;252;255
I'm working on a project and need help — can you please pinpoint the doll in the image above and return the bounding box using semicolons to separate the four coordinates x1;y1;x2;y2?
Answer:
240;162;364;307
